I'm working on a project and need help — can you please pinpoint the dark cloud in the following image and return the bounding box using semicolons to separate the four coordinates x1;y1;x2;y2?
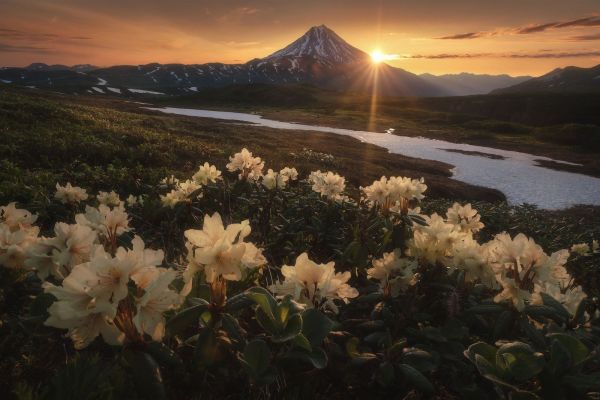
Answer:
438;14;600;39
403;51;600;59
555;15;600;28
568;32;600;41
0;42;50;53
0;28;91;41
436;32;485;40
514;22;559;34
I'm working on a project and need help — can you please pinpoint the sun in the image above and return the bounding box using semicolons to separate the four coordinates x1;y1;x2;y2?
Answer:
371;50;385;64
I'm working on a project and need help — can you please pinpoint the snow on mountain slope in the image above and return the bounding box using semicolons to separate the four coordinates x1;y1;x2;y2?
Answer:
265;25;369;64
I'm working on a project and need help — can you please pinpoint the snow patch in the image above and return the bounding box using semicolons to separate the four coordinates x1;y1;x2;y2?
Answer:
128;88;165;95
188;86;198;92
91;87;104;93
0;79;11;84
96;78;107;85
106;87;121;94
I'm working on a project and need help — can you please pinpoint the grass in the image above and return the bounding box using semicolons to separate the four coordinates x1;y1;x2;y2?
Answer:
0;86;505;216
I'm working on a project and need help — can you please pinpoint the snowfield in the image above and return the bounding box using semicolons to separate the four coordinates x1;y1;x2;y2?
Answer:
148;107;600;210
128;88;165;95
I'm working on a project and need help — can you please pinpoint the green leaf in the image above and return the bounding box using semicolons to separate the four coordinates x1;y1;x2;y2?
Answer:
272;313;302;343
292;333;312;352
166;304;208;336
402;348;437;373
398;363;434;395
493;310;514;340
496;342;545;382
466;304;505;314
301;309;333;347
240;340;277;383
547;334;589;366
464;341;498;365
225;292;254;313
123;350;166;400
247;291;276;321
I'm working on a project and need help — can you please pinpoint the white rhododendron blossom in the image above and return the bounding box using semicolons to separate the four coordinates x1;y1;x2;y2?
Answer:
226;148;264;180
570;243;590;256
261;169;287;190
161;175;180;186
487;232;574;310
367;250;418;297
192;162;222;185
361;176;427;212
96;191;122;207
0;203;39;269
0;202;38;232
25;222;98;280
450;237;497;288
270;252;358;313
126;194;145;207
279;167;299;182
446;203;484;233
55;183;89;204
531;282;586;315
308;170;346;201
75;204;130;244
409;213;464;265
160;179;202;208
183;212;265;294
44;237;180;348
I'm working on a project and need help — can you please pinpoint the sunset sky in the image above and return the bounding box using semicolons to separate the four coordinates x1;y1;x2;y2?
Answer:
1;0;599;76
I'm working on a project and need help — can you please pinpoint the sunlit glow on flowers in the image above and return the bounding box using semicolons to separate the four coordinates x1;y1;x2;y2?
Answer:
44;237;180;348
270;252;358;313
75;204;130;249
183;212;265;294
446;203;484;233
96;191;122;207
0;203;39;269
570;242;590;256
361;176;427;213
55;182;89;204
309;170;346;201
192;162;222;185
160;179;202;208
367;250;418;297
409;213;463;265
226;148;264;180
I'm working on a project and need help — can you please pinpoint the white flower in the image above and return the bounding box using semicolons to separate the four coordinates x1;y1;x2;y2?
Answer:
0;222;39;269
55;183;89;204
76;204;130;241
160;180;202;208
50;222;98;278
409;213;463;265
126;195;139;207
96;191;122;207
309;170;346;201
226;148;264;180
570;243;590;256
133;269;181;341
494;276;532;311
261;169;288;190
269;252;358;313
115;236;165;289
161;175;180;186
450;237;497;288
183;213;264;291
367;250;418;297
192;162;222;185
0;202;37;232
25;237;59;279
279;167;298;181
361;176;427;212
531;283;586;316
446;203;484;233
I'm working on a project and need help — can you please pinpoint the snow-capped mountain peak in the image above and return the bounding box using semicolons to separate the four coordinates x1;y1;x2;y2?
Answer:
264;25;369;64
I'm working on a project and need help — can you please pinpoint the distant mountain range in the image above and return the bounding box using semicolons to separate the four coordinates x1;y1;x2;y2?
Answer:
419;73;531;96
493;64;600;94
0;25;595;97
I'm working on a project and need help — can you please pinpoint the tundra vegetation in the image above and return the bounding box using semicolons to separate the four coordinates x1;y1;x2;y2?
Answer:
1;87;599;399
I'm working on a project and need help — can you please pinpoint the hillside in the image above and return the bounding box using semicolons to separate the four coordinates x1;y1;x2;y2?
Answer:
494;64;600;94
